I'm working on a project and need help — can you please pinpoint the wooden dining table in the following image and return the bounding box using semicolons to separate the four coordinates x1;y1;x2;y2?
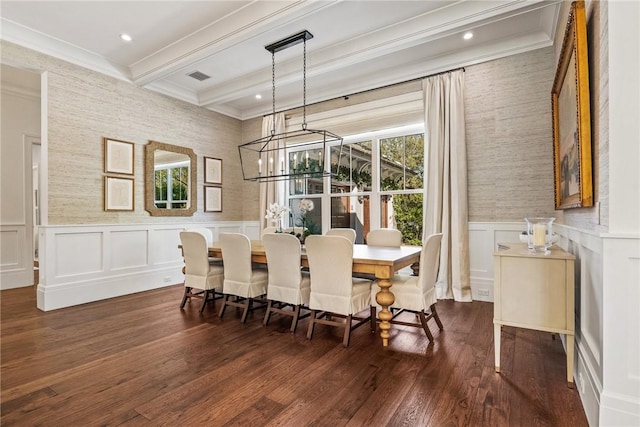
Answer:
207;241;422;347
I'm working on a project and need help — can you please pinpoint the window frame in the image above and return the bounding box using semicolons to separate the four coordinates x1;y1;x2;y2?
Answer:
285;123;425;234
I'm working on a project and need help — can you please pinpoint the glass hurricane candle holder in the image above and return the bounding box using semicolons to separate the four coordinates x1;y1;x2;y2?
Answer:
524;217;555;254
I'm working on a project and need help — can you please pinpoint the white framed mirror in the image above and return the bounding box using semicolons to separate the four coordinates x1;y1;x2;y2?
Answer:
145;140;197;216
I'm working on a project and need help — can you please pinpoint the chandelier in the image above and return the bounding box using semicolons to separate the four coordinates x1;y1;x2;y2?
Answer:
239;30;343;182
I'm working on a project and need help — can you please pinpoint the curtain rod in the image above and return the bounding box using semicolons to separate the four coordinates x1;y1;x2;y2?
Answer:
264;66;466;118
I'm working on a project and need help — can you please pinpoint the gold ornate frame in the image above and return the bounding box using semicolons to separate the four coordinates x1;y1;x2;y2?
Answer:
551;0;592;209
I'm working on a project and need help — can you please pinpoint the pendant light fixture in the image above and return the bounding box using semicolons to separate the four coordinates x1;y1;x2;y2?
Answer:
238;30;343;182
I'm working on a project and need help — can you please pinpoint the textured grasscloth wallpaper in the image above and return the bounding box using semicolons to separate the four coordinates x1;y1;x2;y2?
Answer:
5;32;603;227
1;40;243;225
465;47;557;222
245;47;561;224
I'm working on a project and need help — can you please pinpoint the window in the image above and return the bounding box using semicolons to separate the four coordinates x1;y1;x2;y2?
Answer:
285;125;424;244
154;163;189;209
379;133;424;245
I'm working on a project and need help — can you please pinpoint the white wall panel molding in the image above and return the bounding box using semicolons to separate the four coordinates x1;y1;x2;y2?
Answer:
0;226;29;290
36;221;259;311
600;235;640;426
468;221;524;302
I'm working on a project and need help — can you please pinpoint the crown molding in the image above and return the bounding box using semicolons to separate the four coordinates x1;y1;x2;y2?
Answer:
0;18;131;82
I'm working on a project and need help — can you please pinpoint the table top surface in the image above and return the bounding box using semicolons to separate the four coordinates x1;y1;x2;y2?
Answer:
209;241;422;266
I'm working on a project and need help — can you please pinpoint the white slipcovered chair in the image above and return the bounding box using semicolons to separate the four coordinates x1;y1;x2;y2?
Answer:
261;226;278;238
366;228;402;247
179;231;224;313
184;227;222;264
262;233;311;332
326;228;356;244
218;233;268;323
305;235;373;347
370;233;444;342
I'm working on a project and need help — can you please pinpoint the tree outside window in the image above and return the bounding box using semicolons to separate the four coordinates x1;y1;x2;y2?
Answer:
285;127;425;244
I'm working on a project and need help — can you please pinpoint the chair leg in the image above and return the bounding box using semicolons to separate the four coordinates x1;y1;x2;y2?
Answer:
290;305;301;333
263;300;273;326
219;295;229;318
199;290;212;314
370;306;377;332
240;298;252;324
342;315;353;347
431;303;444;330
180;287;191;309
418;311;435;342
307;310;317;340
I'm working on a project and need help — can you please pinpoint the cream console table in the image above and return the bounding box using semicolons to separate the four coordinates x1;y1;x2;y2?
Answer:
493;243;575;387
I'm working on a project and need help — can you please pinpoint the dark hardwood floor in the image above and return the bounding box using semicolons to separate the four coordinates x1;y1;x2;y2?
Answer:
1;284;588;426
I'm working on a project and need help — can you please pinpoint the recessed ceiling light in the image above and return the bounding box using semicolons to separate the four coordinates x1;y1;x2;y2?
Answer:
120;33;132;42
463;32;473;40
255;94;262;100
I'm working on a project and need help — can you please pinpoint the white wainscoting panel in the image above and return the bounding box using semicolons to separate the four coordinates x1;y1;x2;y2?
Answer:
468;222;524;302
150;228;184;266
110;230;148;270
554;224;604;427
37;221;259;311
55;232;103;277
0;228;20;266
599;234;640;427
0;225;32;289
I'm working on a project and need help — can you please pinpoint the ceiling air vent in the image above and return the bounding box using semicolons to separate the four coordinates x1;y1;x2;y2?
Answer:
187;71;211;81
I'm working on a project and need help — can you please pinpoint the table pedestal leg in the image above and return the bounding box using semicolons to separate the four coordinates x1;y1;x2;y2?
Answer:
375;278;395;347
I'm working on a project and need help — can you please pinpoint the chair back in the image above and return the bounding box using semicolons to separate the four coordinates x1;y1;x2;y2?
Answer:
418;233;443;293
306;235;355;313
261;226;278;238
180;231;210;278
185;227;213;245
219;233;253;283
263;233;304;303
326;228;356;244
366;228;402;247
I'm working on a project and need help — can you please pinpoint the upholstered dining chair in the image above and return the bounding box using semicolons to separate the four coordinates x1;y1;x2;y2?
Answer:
366;228;402;247
370;233;444;342
179;231;224;313
326;228;356;244
262;233;311;332
305;235;373;347
218;233;268;323
185;227;222;264
261;226;278;238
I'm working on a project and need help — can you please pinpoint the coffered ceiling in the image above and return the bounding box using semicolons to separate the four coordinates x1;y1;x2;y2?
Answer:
0;1;561;120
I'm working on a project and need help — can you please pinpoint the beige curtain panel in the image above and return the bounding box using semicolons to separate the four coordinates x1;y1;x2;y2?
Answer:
422;70;472;302
259;113;286;233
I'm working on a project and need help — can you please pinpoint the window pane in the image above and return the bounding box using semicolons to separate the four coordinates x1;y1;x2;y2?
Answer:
380;136;404;190
172;166;188;201
404;133;424;190
380;134;424;190
289;150;323;195
331;141;372;193
155;169;167;201
381;193;423;245
289;198;322;235
331;194;369;244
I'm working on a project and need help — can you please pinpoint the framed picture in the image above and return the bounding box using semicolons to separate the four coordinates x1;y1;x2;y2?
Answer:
551;0;592;209
104;138;135;175
204;186;222;212
204;157;222;185
105;176;134;211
